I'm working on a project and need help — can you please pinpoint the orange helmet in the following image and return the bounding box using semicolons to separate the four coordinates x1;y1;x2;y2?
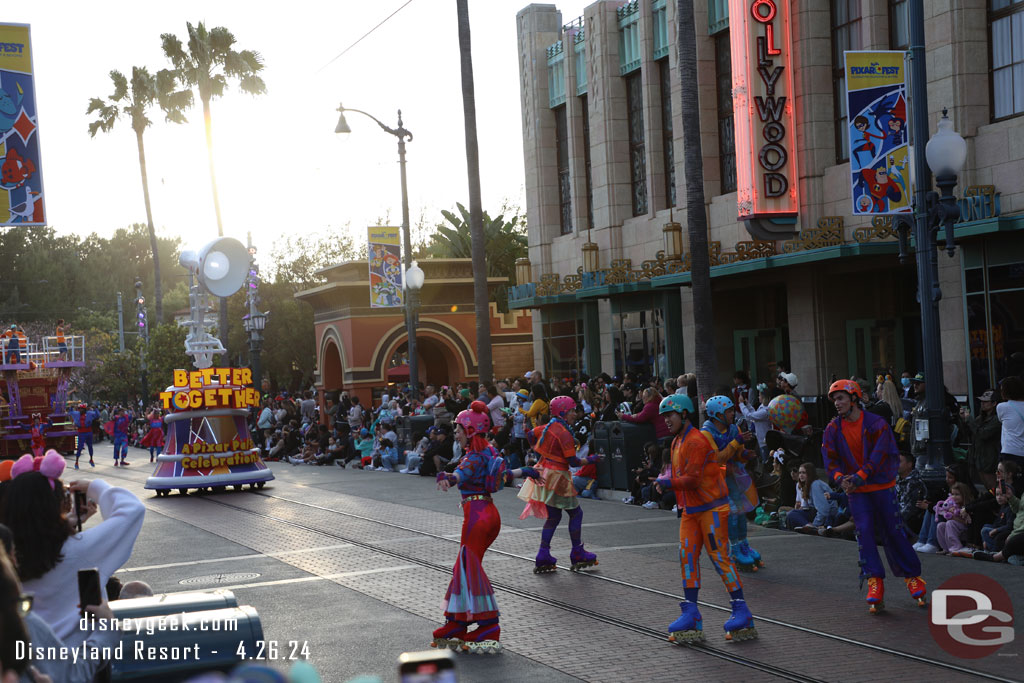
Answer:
828;379;863;401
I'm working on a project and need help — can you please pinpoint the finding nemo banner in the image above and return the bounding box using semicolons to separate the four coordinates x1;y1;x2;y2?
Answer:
844;51;912;216
0;23;45;226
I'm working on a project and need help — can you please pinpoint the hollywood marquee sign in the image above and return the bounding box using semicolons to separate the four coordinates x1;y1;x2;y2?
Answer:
729;0;799;220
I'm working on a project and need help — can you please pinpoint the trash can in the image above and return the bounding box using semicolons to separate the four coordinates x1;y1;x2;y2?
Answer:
591;421;613;489
409;415;434;446
112;605;263;681
110;589;238;620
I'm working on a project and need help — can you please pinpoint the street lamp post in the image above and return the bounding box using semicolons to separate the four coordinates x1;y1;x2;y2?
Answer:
335;104;417;398
135;279;148;405
243;239;269;393
405;261;425;400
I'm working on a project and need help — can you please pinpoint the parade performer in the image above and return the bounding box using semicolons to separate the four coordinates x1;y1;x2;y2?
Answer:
112;409;131;467
24;414;48;457
73;404;98;469
657;394;757;643
432;401;539;654
2;324;24;363
55;319;68;358
821;380;927;614
141;410;165;463
518;394;601;573
701;396;763;571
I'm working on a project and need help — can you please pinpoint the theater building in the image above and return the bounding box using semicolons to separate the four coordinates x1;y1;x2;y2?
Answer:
512;0;1024;403
296;258;534;406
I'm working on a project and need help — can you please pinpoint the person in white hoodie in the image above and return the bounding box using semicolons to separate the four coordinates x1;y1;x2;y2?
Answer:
738;384;778;463
2;458;144;648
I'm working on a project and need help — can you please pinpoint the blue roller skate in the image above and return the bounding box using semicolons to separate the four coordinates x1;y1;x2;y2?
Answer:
569;544;598;571
668;600;704;643
723;599;758;642
534;547;557;574
739;540;764;569
730;542;758;572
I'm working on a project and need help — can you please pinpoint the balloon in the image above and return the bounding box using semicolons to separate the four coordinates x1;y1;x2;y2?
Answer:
768;394;803;433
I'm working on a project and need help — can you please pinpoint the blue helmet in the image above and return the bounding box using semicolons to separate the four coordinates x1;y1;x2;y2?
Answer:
659;394;695;415
705;395;734;422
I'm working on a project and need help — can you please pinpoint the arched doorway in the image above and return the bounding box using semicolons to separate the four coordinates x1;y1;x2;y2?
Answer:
390;336;460;389
321;340;343;392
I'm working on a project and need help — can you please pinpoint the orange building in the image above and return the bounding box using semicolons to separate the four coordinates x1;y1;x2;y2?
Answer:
295;259;534;408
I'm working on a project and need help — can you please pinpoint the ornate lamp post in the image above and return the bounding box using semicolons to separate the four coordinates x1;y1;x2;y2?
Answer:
405;261;425;399
335;104;417;397
243;240;269;393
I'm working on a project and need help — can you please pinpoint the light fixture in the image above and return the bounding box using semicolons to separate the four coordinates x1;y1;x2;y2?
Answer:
406;261;425;291
335;105;352;134
582;239;600;272
515;257;532;284
663;209;683;259
925;109;967;178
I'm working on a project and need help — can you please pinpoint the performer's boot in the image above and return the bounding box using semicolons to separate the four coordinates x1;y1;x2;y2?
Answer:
730;542;757;572
461;618;501;654
569;544;598;571
904;576;927;607
866;577;885;614
739;540;764;568
534;546;557;574
723;593;757;642
431;620;469;650
668;599;704;644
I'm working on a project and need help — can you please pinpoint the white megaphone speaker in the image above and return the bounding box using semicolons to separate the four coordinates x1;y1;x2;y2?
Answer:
180;237;249;298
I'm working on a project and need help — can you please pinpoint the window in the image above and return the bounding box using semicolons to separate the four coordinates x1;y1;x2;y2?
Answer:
659;59;676;208
832;0;862;162
542;311;585;379
716;32;737;193
555;105;572;234
613;309;666;380
626;72;648;216
991;0;1024;120
581;95;594;230
889;0;909;50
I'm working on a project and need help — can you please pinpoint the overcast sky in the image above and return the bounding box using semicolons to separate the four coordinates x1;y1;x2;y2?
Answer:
6;0;586;256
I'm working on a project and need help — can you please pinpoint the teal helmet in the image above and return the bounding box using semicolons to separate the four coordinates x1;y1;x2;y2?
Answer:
659;394;695;415
705;395;735;422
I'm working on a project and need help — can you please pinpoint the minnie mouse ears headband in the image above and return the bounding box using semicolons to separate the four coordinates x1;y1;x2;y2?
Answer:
9;450;65;489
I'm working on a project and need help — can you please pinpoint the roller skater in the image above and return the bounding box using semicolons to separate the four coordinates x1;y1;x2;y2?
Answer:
433;401;538;653
700;396;763;571
658;394;757;644
73;403;98;469
518;396;602;573
822;380;927;614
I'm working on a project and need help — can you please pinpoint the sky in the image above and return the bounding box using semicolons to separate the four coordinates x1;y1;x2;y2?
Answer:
5;0;587;258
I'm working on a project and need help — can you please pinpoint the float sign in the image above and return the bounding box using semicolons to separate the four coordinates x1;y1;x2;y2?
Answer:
0;23;46;226
729;0;799;220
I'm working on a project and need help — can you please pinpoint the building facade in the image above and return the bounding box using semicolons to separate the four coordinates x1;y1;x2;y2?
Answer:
296;259;534;407
513;0;1024;403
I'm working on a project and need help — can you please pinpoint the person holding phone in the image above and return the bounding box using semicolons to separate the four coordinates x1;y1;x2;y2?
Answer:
1;455;144;647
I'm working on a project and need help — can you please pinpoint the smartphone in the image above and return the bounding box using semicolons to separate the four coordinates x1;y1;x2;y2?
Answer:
73;491;87;532
77;568;102;619
398;650;455;683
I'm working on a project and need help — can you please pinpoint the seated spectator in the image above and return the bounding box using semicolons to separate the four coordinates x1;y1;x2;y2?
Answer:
935;482;974;554
785;462;837;532
402;429;434;474
377;438;400;471
1;459;144;647
618;387;671;444
974;475;1024;564
419;424;454;477
895;451;927;538
641;449;674;510
623;442;660;505
915;462;973;553
980;484;1015;552
353;428;374;468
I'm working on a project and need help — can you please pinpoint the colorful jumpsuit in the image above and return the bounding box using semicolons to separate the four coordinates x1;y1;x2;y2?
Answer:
28;423;47;457
821;410;921;582
669;423;741;593
112;415;130;463
75;409;97;464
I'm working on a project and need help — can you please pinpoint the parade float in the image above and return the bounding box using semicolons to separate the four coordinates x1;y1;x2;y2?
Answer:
0;332;83;458
145;237;274;495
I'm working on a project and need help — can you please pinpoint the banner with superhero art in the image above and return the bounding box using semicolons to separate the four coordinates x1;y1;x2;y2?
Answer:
367;226;403;308
844;51;911;216
0;24;45;226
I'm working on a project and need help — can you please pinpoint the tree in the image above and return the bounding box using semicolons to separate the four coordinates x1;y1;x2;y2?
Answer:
677;0;717;407
160;21;267;356
426;203;527;309
86;67;187;323
144;323;191;396
455;0;493;382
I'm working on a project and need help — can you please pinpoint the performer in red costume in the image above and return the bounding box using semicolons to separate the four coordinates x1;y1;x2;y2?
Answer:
518;395;602;573
432;401;539;654
141;410;165;463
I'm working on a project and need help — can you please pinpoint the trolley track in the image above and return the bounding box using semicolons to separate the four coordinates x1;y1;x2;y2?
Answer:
189;490;1009;683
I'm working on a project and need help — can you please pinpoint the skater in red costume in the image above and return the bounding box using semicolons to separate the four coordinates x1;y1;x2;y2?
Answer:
822;380;927;613
432;401;539;654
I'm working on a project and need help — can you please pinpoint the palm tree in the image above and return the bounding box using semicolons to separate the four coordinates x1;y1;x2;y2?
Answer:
455;0;494;383
677;0;717;407
87;67;187;323
160;21;266;355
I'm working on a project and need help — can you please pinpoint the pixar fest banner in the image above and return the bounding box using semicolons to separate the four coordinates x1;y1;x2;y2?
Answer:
367;226;404;308
0;23;45;226
844;51;911;216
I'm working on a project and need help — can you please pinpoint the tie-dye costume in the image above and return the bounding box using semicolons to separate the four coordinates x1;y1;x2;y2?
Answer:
701;420;762;570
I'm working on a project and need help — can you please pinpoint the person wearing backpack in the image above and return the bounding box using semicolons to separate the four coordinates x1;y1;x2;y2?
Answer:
432;401;538;654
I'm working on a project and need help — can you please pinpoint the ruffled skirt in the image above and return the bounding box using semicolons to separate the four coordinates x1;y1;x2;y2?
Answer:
518;468;579;519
